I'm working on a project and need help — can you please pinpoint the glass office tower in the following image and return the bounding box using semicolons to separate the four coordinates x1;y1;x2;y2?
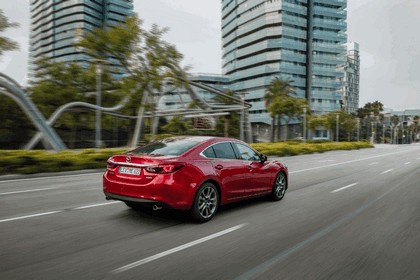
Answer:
342;42;360;113
222;0;347;130
29;0;133;76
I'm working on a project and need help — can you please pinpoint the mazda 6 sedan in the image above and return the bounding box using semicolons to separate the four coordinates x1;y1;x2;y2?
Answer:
103;136;288;222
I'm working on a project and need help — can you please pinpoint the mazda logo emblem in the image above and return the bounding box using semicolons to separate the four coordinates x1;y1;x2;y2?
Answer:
126;156;131;162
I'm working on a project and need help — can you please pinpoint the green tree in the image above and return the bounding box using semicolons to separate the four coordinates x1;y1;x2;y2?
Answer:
357;101;384;141
410;115;419;143
0;10;28;149
268;96;307;140
0;10;19;56
308;114;329;131
264;77;294;141
162;116;192;135
324;111;357;141
213;90;240;137
28;58;121;148
76;15;190;144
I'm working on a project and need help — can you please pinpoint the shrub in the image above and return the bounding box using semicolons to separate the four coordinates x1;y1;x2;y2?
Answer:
0;142;372;175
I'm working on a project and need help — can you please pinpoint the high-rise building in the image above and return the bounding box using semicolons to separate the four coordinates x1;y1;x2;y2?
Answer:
342;42;360;113
221;0;347;133
29;0;133;76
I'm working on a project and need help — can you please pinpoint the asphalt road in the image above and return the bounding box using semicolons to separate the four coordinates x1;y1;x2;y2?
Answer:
1;144;419;280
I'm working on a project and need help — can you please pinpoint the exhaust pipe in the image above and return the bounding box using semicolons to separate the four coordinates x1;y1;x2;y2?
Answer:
105;196;111;200
152;204;162;211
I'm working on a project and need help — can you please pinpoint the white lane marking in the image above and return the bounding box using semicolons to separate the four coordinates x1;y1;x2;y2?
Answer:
112;223;248;274
289;150;410;174
405;162;411;165
0;172;104;184
381;169;394;175
0;211;62;223
0;201;122;223
73;201;121;210
0;187;57;196
369;162;378;166
331;183;358;193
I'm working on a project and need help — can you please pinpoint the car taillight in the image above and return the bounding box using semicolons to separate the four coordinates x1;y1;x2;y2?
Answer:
107;160;117;169
145;164;184;174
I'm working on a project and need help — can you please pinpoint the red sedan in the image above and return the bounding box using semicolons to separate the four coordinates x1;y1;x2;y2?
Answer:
103;136;288;222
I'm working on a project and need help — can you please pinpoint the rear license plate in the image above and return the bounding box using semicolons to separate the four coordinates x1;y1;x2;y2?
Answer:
118;166;141;175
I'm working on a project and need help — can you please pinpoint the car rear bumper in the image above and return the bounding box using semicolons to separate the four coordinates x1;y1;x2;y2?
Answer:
103;173;195;210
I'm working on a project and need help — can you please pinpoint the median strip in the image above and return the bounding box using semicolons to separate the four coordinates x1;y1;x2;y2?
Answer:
112;223;248;274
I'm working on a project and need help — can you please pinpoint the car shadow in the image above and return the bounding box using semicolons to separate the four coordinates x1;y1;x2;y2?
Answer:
113;196;273;225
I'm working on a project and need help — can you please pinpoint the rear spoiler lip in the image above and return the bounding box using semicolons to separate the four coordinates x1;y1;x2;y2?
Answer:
107;159;153;168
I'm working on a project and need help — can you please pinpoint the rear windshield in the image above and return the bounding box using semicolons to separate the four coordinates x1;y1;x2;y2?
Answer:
128;138;201;156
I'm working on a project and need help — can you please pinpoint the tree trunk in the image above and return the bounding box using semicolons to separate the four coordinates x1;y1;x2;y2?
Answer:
271;116;275;142
224;117;229;137
277;114;281;141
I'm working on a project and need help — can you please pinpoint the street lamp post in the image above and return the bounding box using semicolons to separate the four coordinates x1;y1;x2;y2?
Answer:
239;92;245;142
356;117;360;141
336;113;339;142
370;113;375;144
95;62;103;149
382;125;385;144
303;106;307;143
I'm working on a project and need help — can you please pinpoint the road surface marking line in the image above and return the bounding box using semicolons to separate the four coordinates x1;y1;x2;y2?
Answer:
0;211;62;223
405;162;411;165
381;169;394;175
235;185;399;280
112;223;248;274
289;150;409;174
73;201;121;210
0;172;104;184
369;162;378;166
331;183;358;193
0;202;122;223
0;187;57;196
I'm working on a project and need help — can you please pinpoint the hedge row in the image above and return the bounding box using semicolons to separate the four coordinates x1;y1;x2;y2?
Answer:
0;149;126;175
0;141;373;175
250;141;373;157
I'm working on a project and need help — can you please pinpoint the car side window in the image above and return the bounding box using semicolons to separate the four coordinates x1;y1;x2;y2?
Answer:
202;146;216;158
212;142;237;159
235;143;260;161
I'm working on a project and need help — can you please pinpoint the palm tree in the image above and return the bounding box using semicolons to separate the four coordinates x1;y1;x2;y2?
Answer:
411;115;419;143
0;10;19;57
264;78;294;142
390;115;400;144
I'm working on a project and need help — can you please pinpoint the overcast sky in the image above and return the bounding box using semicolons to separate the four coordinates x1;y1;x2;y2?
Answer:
0;0;419;111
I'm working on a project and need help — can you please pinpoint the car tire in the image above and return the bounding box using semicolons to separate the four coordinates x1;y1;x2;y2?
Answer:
191;182;219;223
271;172;287;201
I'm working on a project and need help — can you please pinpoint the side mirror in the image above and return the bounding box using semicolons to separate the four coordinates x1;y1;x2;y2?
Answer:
260;154;267;164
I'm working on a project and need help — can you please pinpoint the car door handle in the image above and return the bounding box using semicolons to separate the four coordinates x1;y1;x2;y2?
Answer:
215;164;223;170
247;165;253;170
